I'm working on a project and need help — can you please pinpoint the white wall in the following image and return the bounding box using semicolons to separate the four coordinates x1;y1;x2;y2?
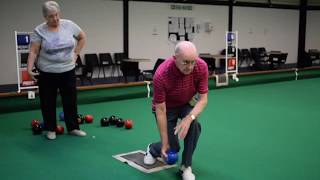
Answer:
233;7;299;64
0;0;123;85
129;2;228;70
0;0;318;85
306;11;320;51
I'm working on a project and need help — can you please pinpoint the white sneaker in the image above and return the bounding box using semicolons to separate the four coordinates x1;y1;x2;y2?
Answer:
69;129;87;137
180;166;195;180
143;144;156;165
46;131;56;140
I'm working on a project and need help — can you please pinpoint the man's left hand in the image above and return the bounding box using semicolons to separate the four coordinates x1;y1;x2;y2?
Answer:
174;116;192;139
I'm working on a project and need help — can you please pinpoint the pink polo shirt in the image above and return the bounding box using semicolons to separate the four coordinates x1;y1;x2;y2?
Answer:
152;56;208;110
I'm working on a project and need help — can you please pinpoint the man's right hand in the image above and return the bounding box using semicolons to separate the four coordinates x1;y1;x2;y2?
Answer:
161;143;170;159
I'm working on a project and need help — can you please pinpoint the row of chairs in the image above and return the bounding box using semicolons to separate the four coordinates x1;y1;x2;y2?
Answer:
199;47;288;74
75;52;126;85
75;53;166;84
239;48;288;70
76;48;289;85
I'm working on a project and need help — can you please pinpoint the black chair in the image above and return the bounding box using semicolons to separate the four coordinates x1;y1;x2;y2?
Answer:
75;56;92;85
113;52;126;78
142;58;165;80
258;47;268;61
251;47;269;70
308;49;320;64
84;53;99;79
268;52;288;69
98;53;114;78
278;53;288;67
121;60;141;82
199;54;215;75
239;49;252;67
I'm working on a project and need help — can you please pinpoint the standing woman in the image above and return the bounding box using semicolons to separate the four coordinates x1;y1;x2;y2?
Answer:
27;1;86;140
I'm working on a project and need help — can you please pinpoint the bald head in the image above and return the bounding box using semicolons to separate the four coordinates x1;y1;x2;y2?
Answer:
174;41;198;75
175;41;198;58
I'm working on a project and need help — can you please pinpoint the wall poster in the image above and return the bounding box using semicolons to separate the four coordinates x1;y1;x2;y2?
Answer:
168;17;195;42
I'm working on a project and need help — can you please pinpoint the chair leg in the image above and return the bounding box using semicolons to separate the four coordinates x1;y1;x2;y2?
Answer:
116;66;121;77
102;66;106;78
111;66;115;77
98;67;101;79
113;66;117;77
116;66;119;77
118;67;122;76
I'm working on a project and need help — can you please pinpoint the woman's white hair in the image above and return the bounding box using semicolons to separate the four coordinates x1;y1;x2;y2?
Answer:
42;1;60;17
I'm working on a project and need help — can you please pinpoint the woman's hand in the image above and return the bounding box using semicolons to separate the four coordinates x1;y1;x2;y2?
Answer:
28;69;39;81
72;53;78;64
